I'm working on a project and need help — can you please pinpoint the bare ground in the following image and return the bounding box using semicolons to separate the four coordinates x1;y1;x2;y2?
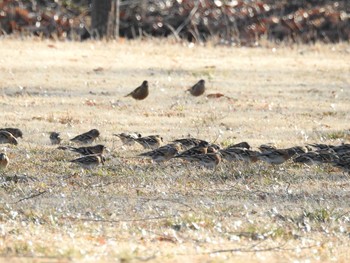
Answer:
0;38;350;262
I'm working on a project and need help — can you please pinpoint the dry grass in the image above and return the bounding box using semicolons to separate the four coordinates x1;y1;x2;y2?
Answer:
0;38;350;262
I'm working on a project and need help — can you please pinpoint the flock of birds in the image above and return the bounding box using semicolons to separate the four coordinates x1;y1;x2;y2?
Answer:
0;79;349;174
0;79;205;172
0;126;349;173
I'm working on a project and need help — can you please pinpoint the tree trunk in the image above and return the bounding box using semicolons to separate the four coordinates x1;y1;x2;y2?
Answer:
91;0;111;38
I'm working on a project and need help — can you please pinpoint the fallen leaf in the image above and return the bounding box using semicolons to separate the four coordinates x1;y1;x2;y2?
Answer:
207;93;225;99
157;236;176;243
93;67;104;72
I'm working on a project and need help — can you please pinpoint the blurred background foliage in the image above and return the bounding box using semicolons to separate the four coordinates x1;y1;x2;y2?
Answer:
0;0;349;45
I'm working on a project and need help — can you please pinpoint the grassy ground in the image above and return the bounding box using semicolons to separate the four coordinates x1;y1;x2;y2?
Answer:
0;38;350;262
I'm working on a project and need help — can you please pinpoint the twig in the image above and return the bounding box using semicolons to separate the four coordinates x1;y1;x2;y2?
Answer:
164;23;181;42
205;242;321;254
335;210;350;221
175;1;200;35
13;190;47;204
60;215;175;223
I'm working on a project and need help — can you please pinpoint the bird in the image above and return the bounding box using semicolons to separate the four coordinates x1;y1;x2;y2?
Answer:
258;144;277;153
0;128;23;138
0;131;18;145
70;154;105;169
220;148;258;162
187;79;205;97
220;148;247;162
226;141;251;150
139;143;182;163
0;153;9;170
174;145;208;161
190;152;222;169
257;149;293;165
257;145;306;165
294;151;338;165
135;135;163;150
67;144;106;156
332;144;350;155
332;159;350;173
125;80;149;100
307;143;334;151
337;151;350;161
70;129;100;144
239;150;259;162
49;132;62;145
172;138;209;150
284;146;306;156
114;132;142;146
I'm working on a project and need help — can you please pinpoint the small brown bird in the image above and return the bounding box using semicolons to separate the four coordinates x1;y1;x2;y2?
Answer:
337;152;350;162
135;135;163;150
172;138;209;150
125;80;149;100
259;144;277;153
307;143;334;151
70;129;100;144
220;148;259;162
257;149;296;165
67;144;106;156
114;132;142;146
0;131;18;145
0;128;23;138
187;79;205;97
191;152;222;169
175;145;208;160
70;154;105;169
333;144;350;155
220;148;245;162
50;132;62;145
0;153;9;170
332;159;350;173
139;143;182;163
294;151;337;165
226;142;251;150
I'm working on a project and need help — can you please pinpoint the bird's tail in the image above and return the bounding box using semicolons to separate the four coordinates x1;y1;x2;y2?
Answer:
57;146;75;151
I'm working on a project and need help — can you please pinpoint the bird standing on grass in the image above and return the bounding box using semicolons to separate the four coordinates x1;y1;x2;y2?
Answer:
333;159;350;173
139;143;182;163
50;132;62;145
172;138;209;150
257;147;305;165
226;141;251;150
294;151;338;165
70;129;100;144
0;131;18;145
187;79;205;97
135;135;163;150
0;153;9;170
114;133;142;146
174;144;209;161
191;152;222;169
0;128;23;138
125;80;149;100
220;147;259;163
67;144;106;156
70;154;105;169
